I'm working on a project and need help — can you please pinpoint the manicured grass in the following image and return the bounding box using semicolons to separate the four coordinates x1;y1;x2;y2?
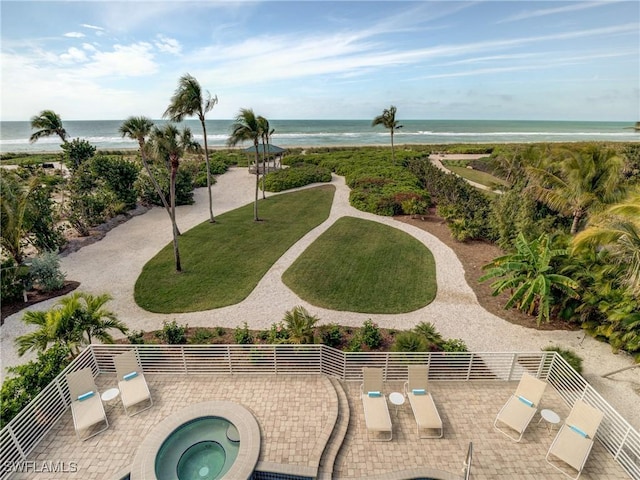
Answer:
135;185;335;313
282;217;437;313
442;160;509;188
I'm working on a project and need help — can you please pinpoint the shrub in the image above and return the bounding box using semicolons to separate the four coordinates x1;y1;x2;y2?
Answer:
1;344;71;428
320;323;343;348
442;338;468;352
543;346;583;374
361;320;382;349
156;320;187;344
190;328;214;344
262;164;332;192
413;322;443;348
135;163;195;206
267;321;290;343
61;138;96;171
1;258;30;303
29;251;65;292
345;334;362;352
392;331;428;352
127;330;146;345
234;322;253;345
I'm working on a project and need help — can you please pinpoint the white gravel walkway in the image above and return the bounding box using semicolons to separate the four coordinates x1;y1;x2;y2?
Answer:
1;166;638;429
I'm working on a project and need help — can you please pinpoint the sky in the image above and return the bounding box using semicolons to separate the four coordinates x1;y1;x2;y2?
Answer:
1;1;638;121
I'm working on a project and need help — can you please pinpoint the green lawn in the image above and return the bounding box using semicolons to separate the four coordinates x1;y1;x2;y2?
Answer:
282;217;437;313
135;185;335;313
442;160;509;189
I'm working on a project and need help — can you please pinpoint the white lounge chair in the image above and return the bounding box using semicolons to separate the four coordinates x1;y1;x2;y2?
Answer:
494;373;547;442
66;368;109;441
546;399;604;479
404;365;443;438
114;350;153;416
360;367;392;441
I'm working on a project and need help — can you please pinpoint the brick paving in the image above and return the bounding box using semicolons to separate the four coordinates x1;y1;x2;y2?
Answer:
10;375;629;479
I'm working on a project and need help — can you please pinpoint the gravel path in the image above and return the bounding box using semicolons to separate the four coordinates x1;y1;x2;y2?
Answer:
1;166;638;429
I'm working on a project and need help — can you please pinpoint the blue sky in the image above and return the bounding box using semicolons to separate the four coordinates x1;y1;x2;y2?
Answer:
1;1;638;121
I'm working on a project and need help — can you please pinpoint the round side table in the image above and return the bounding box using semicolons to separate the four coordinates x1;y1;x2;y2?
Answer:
538;408;561;435
389;392;405;416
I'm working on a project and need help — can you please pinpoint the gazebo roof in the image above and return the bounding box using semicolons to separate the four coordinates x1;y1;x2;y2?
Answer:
243;144;285;154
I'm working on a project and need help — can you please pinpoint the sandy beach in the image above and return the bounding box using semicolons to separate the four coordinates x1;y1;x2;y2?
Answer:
1;164;638;430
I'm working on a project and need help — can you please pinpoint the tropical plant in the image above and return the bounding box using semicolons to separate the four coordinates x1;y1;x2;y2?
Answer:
0;173;35;263
480;232;579;325
60;138;96;171
228;108;263;221
572;189;640;298
151;124;189;271
361;319;382;349
319;323;342;348
156;320;187;344
413;321;443;347
282;305;319;344
526;145;626;234
371;105;402;164
15;292;127;357
29;110;68;144
119;116;175;224
164;74;218;223
392;331;428;352
234;322;253;344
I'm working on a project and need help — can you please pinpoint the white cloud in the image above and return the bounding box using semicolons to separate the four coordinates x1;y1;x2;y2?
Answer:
59;47;87;63
63;32;85;38
81;24;105;31
155;35;181;55
80;42;157;78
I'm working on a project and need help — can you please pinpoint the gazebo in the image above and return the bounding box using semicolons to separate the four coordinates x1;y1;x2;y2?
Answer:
244;144;286;174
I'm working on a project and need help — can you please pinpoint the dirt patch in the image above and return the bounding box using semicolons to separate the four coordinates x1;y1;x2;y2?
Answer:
1;281;81;324
395;213;577;331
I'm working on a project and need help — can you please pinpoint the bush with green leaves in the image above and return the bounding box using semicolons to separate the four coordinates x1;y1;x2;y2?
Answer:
1;259;30;302
267;321;290;343
320;323;343;348
135;163;194;207
189;328;214;344
127;330;146;345
156;320;187;344
234;322;253;345
442;338;468;352
61;138;96;171
361;320;382;349
1;343;71;428
392;331;429;352
413;322;443;348
90;156;140;210
262;164;332;192
29;251;65;292
543;346;583;374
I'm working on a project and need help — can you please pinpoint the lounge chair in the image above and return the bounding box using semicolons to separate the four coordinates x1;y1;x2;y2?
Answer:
403;365;443;438
494;372;547;442
546;399;604;479
66;368;109;441
114;350;153;416
360;367;393;441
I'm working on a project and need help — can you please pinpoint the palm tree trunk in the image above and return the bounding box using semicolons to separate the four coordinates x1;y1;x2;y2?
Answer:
390;129;395;164
261;139;267;199
201;119;215;223
571;211;582;235
170;157;182;271
254;143;260;221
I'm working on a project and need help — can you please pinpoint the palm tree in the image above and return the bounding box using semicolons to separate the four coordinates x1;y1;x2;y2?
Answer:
526;145;625;234
16;292;127;357
228;108;262;221
572;189;640;298
119;116;177;227
29;110;68;144
65;292;128;344
371;105;402;164
164;74;218;223
151;124;187;272
283;306;319;344
480;233;579;326
0;173;35;263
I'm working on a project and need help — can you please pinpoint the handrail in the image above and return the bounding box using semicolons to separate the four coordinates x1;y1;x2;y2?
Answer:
463;441;473;480
1;346;638;480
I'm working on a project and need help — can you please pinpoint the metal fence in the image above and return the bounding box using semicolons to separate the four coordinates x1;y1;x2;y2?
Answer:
1;345;638;479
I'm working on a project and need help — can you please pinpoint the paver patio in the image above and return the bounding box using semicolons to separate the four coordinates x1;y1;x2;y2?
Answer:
8;374;629;479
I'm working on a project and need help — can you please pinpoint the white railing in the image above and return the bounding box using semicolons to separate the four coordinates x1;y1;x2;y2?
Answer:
1;345;638;479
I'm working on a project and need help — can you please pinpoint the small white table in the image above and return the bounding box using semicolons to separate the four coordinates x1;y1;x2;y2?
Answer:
389;392;405;416
101;387;120;406
538;408;561;434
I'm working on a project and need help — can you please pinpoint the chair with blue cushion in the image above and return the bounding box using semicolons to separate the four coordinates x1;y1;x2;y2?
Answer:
494;372;547;442
545;399;604;479
404;364;443;438
114;350;153;416
360;367;393;441
66;367;109;440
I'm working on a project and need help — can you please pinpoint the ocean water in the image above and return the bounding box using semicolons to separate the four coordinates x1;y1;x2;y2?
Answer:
1;119;638;154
